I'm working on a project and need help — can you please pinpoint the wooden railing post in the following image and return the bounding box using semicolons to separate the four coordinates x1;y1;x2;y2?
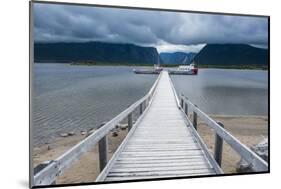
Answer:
98;123;108;172
184;102;188;115
214;122;224;166
140;102;143;114
128;113;133;131
180;96;184;108
144;99;147;110
193;105;198;130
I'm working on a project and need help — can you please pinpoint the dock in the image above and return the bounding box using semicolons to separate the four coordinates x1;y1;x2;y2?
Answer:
97;71;220;181
32;71;268;186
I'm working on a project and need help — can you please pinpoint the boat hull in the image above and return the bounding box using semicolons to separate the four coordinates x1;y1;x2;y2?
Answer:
133;69;161;74
168;70;198;75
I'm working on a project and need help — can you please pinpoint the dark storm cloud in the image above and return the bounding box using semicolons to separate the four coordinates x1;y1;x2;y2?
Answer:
33;3;268;49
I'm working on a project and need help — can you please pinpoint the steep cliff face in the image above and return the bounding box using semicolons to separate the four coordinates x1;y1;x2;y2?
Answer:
34;42;159;64
194;44;268;66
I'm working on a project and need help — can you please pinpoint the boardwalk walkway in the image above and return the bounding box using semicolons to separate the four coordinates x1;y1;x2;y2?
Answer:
97;71;220;181
33;71;267;187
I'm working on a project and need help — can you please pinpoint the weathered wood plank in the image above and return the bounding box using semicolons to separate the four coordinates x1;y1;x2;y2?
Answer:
117;155;207;161
105;172;215;181
113;161;210;168
110;165;212;173
108;168;215;177
116;158;208;164
124;147;199;151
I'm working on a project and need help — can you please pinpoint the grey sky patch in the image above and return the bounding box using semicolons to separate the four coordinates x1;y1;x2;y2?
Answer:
33;3;268;53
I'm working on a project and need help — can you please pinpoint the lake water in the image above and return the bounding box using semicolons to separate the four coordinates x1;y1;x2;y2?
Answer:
32;64;268;146
171;69;268;115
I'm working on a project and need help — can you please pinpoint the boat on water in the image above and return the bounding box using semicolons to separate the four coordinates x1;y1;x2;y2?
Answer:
133;60;198;75
169;63;198;75
133;64;163;74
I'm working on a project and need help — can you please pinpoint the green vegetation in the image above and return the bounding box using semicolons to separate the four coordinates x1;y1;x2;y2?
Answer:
71;62;268;70
197;64;268;70
71;61;154;67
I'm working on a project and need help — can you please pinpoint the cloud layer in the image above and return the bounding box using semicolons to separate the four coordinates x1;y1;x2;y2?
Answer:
34;3;268;52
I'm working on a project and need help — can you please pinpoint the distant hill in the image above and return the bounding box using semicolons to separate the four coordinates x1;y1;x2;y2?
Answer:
194;44;268;67
34;42;159;65
160;52;197;65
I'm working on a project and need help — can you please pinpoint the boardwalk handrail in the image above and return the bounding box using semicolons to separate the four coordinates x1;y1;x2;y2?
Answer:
33;72;163;186
179;95;268;172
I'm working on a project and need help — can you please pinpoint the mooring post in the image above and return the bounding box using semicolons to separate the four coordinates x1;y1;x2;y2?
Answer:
214;122;224;166
98;123;108;172
193;105;198;130
128;113;133;131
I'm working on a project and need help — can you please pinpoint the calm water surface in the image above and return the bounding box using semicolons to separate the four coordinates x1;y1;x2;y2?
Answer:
171;69;268;115
32;64;157;145
32;64;268;146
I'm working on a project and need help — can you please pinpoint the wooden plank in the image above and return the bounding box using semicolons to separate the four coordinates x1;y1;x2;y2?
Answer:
116;158;208;164
110;165;212;173
129;139;196;143
107;168;215;177
113;161;210;168
124;144;198;148
123;148;201;152
105;172;215;181
117;155;207;161
121;149;202;154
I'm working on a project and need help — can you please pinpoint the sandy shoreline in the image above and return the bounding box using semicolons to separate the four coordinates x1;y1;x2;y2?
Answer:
33;115;268;184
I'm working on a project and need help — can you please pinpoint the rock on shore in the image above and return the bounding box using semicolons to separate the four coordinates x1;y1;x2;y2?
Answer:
236;137;268;172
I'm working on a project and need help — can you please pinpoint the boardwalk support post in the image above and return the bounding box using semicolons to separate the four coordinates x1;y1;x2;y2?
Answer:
98;123;108;172
128;113;133;131
214;122;224;166
193;105;198;130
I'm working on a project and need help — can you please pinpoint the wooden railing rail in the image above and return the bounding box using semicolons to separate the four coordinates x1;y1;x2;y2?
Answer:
179;94;268;172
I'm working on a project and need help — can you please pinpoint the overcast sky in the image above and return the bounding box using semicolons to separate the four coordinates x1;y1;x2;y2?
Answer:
33;3;268;53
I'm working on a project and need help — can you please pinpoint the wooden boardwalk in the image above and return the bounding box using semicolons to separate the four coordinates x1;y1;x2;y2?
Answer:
96;71;221;181
33;71;268;186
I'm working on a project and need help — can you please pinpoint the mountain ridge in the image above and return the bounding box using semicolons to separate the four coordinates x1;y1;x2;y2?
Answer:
34;41;159;65
193;44;268;67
